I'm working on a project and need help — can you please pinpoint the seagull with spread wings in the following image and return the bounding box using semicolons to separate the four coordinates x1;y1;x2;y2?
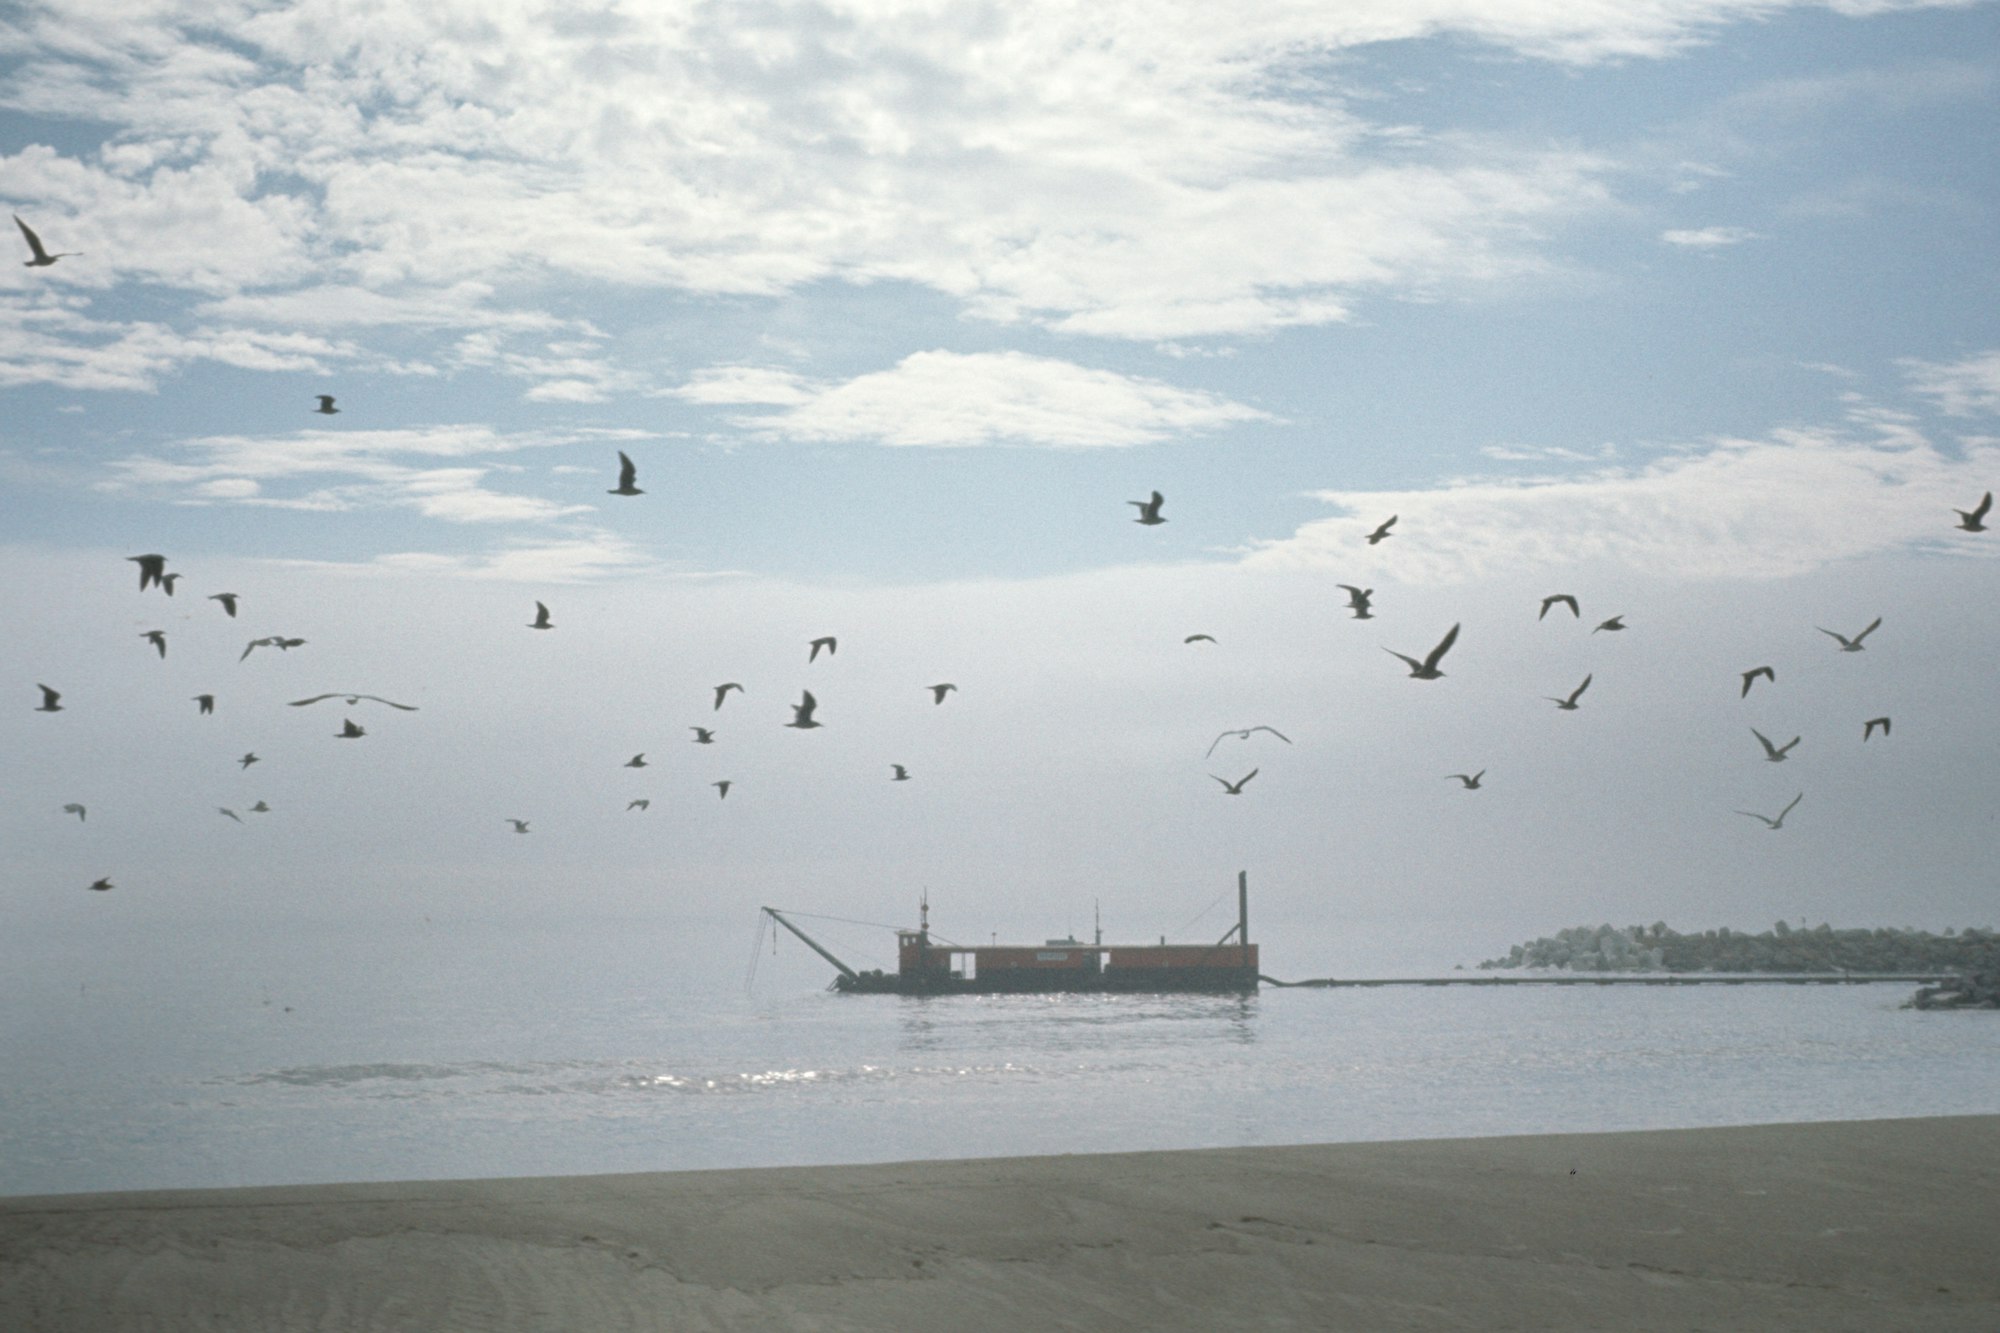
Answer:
289;693;418;710
1736;792;1803;830
1385;623;1459;680
608;450;643;496
785;691;822;729
1546;674;1592;711
1129;491;1166;525
1212;770;1259;795
14;214;79;266
1751;728;1799;762
1954;491;1990;532
1205;726;1293;758
1539;594;1579;620
1740;666;1775;698
1336;585;1374;619
1818;617;1881;652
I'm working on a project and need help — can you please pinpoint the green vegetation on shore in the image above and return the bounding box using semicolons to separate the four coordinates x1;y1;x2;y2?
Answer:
1479;922;1998;974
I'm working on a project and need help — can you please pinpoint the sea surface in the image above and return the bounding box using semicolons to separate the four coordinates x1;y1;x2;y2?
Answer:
6;915;2000;1198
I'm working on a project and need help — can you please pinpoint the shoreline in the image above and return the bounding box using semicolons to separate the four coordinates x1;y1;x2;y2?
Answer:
4;1116;1996;1330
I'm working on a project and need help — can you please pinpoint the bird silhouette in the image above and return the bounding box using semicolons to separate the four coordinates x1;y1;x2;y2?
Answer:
1863;716;1891;741
1736;792;1803;830
1818;617;1881;652
289;693;418;710
249;801;270;813
141;630;166;659
786;691;822;729
1205;726;1293;758
1212;770;1259;795
713;683;743;710
1546;674;1592;711
62;803;86;821
1446;771;1485;790
1539;594;1580;620
314;395;339;415
712;780;732;799
1129;491;1167;525
14;214;79;266
239;752;259;768
890;764;911;781
240;637;277;662
628;799;650;811
1740;666;1775;698
36;684;63;712
336;718;365;738
194;694;215;714
208;593;239;617
690;727;715;744
506;819;530;833
1954;491;1991;532
608;451;643;496
528;602;553;630
1751;728;1799;762
87;878;113;892
808;636;837;662
1184;634;1216;644
928;683;957;704
1336;585;1374;619
1593;616;1625;633
1365;515;1397;545
127;554;167;591
219;807;243;823
1385;623;1460;680
625;753;648;768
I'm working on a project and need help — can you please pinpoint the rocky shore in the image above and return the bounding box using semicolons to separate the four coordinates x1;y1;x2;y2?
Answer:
1907;970;2000;1010
1478;921;1997;975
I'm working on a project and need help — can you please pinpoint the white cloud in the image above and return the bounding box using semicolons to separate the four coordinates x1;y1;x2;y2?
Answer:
275;531;669;583
0;292;360;391
676;350;1270;447
101;424;650;522
1660;225;1761;247
1901;349;2000;416
1245;408;2000;582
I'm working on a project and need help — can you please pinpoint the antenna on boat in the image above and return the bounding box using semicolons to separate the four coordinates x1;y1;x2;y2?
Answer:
1094;898;1102;948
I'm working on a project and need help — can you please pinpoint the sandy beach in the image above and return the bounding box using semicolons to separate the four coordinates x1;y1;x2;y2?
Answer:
2;1115;1994;1331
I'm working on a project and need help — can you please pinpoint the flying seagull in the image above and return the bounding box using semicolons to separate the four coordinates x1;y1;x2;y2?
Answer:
1184;634;1216;644
608;451;643;496
336;718;365;739
272;637;305;651
628;799;650;811
1446;771;1485;790
36;684;63;712
690;727;715;744
1954;491;1991;532
87;878;113;892
1129;491;1167;525
786;691;822;729
890;764;910;781
62;803;86;821
1750;728;1800;762
1385;623;1460;680
209;593;239;617
240;637;278;661
1739;666;1775;698
1818;617;1881;653
1539;594;1580;621
713;683;743;710
712;780;732;799
1211;770;1259;795
1336;585;1374;619
1863;716;1891;741
127;554;167;591
249;801;270;813
141;630;166;659
159;573;181;596
289;693;418;711
528;601;553;630
14;214;79;266
1205;725;1293;758
238;752;259;768
218;807;243;824
928;683;957;704
808;636;837;662
194;694;214;714
1736;792;1803;830
506;819;530;833
624;753;648;768
1546;674;1592;711
1593;616;1626;634
314;395;339;415
1365;515;1397;545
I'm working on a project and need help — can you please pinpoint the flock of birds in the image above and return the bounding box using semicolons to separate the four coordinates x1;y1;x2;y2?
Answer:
15;212;1997;893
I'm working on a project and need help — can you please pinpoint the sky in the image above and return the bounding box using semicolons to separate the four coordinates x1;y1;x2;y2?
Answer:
3;0;1997;983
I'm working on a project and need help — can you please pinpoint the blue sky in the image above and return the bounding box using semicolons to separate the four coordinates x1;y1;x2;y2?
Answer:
4;0;1996;976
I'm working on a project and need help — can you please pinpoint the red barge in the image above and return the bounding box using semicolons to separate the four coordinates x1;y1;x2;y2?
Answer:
765;872;1259;995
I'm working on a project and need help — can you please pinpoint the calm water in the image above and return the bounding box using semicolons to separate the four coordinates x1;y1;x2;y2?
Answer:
6;915;1999;1197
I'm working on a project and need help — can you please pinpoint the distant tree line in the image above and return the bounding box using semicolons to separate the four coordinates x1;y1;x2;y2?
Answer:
1477;921;1999;975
